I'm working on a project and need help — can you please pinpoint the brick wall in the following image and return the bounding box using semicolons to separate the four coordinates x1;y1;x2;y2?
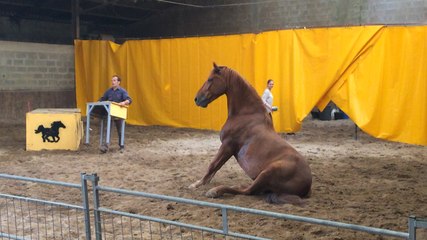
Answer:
0;41;74;91
0;41;75;123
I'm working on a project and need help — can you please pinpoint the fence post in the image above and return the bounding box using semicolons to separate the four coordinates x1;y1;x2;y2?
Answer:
221;208;229;235
81;173;92;240
86;173;102;240
408;216;416;240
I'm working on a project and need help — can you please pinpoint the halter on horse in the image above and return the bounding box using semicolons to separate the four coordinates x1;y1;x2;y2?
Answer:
191;63;312;205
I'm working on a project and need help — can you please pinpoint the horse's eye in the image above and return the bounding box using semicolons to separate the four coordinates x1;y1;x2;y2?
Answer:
208;78;213;82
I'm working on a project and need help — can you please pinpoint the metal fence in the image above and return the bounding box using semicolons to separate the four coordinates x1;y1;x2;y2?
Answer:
0;174;88;240
0;173;425;240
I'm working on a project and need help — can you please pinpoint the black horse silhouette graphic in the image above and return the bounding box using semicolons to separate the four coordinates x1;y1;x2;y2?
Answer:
34;121;66;143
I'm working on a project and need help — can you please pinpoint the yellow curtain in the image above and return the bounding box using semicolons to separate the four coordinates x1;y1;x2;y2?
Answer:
75;25;427;146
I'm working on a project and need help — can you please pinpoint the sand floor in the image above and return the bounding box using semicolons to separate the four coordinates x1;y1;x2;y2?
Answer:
0;118;426;239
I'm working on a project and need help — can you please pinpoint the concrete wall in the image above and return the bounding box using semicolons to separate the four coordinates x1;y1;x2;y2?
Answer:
0;17;75;45
0;41;75;124
0;1;425;42
124;0;427;39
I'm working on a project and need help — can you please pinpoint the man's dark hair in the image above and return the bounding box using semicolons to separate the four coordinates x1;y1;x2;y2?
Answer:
113;75;121;82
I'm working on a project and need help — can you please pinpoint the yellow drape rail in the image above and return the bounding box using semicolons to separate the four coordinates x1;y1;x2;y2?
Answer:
75;26;427;146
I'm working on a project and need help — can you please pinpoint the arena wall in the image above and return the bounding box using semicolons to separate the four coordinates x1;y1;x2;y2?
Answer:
124;0;426;39
0;0;425;124
0;0;424;43
0;41;75;124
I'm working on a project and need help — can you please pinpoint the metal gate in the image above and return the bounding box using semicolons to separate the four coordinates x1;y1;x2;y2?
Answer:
1;173;425;239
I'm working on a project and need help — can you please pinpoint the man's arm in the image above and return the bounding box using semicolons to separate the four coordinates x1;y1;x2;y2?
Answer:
119;89;132;106
99;89;109;101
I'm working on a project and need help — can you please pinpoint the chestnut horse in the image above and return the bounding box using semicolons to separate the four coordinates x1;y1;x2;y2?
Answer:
191;63;312;204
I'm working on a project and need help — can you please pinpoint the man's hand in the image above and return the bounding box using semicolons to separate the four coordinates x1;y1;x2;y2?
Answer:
119;100;129;106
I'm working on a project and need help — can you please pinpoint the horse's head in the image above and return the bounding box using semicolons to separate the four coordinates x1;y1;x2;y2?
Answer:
52;121;66;129
195;62;228;108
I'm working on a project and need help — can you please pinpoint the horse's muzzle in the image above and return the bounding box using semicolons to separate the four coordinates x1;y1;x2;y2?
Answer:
194;96;208;108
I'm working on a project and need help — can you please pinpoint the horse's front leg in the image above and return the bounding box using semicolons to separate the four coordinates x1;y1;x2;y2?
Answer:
189;141;234;189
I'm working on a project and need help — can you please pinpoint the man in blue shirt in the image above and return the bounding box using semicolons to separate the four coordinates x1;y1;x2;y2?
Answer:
99;75;132;153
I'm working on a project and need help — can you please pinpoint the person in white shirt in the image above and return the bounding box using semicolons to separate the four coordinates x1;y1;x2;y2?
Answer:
262;79;275;120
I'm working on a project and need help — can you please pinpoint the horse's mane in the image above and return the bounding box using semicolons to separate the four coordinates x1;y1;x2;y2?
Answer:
217;66;273;128
219;66;271;125
222;67;264;103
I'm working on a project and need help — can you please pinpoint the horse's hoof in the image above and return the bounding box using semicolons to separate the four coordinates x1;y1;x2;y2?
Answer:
205;189;218;198
189;180;201;189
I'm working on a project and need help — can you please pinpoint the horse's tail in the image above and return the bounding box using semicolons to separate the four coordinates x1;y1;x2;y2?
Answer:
34;125;44;134
265;193;306;206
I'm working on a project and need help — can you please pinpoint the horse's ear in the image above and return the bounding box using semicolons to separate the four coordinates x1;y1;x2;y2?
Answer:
213;62;220;74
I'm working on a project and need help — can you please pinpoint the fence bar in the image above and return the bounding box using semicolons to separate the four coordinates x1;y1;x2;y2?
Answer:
97;207;269;240
414;217;427;228
0;173;80;189
80;173;92;240
0;232;27;240
96;185;409;239
0;193;83;210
